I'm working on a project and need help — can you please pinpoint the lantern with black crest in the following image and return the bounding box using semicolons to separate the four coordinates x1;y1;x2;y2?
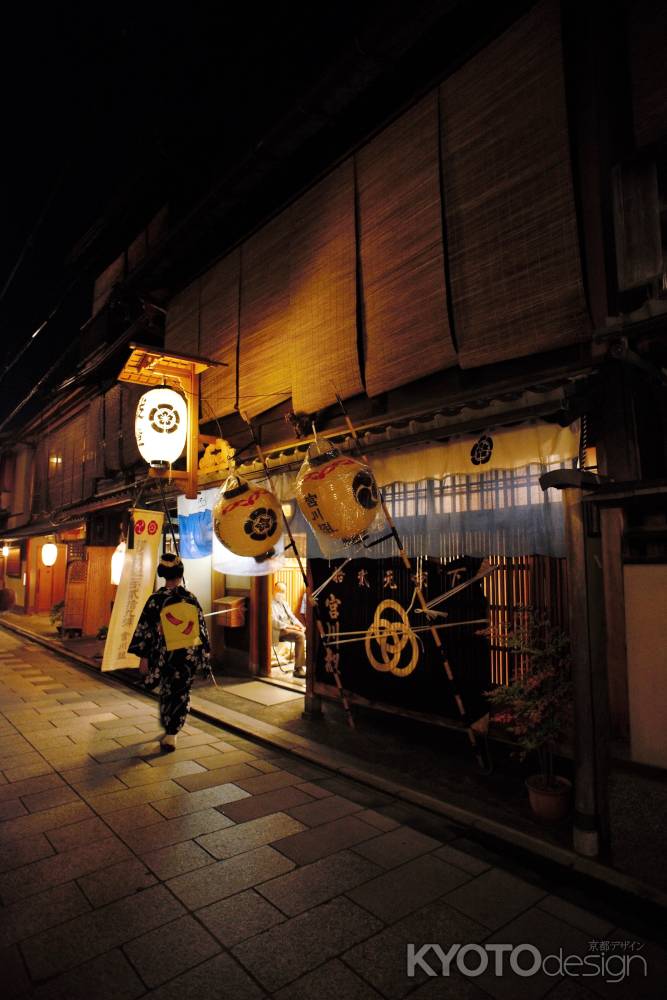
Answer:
295;445;379;542
135;387;188;469
213;476;283;560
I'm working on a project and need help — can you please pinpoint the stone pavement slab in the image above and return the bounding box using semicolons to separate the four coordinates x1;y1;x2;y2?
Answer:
196;887;286;946
0;880;91;947
141;951;265;1000
343;896;488;999
141;838;215;879
271;813;379;865
256;848;383;916
273;957;384;1000
196;811;306;859
21;883;185;980
167;844;295;908
219;784;315;822
443;866;547;930
31;948;146;1000
347;853;472;923
122;914;221;988
232;895;384;992
0;833;131;902
76;857;159;906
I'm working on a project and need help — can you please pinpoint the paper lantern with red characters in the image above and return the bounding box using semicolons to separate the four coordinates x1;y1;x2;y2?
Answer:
295;446;379;542
213;478;283;560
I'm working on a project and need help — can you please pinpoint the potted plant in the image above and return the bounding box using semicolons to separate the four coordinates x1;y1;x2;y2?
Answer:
49;600;65;635
486;614;573;822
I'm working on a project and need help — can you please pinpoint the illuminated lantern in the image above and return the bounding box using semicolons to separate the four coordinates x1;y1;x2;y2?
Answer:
295;446;379;542
1;545;8;558
213;478;282;560
41;542;58;567
135;387;188;468
110;541;126;585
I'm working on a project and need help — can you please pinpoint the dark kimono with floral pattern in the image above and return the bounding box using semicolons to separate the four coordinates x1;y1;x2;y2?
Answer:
128;586;210;735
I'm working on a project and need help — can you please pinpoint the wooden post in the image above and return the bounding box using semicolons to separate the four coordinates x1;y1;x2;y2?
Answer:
303;561;323;719
249;576;271;677
562;489;610;858
600;506;630;739
185;362;198;500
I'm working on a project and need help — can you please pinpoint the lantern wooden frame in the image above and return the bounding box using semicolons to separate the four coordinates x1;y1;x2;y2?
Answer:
118;343;227;499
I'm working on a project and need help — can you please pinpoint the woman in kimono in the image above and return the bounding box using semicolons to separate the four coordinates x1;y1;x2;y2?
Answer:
129;553;210;751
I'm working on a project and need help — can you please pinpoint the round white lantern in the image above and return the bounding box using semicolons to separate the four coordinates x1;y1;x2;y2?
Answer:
1;545;8;558
295;446;380;542
110;541;126;585
41;542;58;567
135;387;188;468
213;477;283;560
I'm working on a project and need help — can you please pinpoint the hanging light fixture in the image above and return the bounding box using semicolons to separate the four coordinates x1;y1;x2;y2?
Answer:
135;386;188;469
213;476;283;560
41;542;58;567
110;541;126;585
295;445;379;542
1;544;8;558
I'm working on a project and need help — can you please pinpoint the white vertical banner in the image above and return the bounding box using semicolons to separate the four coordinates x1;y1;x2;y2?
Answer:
102;509;164;671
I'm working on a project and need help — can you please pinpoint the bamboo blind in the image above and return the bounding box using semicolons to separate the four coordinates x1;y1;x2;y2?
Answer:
238;211;292;418
289;160;362;415
103;386;121;472
628;0;667;149
357;91;456;396
120;384;143;468
31;438;48;515
440;0;590;369
200;250;240;420
83;398;104;498
165;280;200;356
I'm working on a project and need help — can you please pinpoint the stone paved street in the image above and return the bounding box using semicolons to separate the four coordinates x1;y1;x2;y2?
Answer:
0;630;665;999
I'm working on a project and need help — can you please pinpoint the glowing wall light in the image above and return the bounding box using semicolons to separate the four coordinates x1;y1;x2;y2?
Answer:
41;543;58;567
110;541;126;585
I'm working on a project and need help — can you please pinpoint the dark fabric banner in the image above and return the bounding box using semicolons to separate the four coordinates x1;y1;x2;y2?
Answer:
313;556;490;724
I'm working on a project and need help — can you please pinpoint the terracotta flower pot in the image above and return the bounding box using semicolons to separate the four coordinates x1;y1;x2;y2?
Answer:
525;775;572;822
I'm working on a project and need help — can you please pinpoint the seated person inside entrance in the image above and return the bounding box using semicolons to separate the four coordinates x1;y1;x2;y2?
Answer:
271;581;306;678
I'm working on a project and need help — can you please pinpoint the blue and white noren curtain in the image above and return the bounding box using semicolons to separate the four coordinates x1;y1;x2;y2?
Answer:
177;491;214;559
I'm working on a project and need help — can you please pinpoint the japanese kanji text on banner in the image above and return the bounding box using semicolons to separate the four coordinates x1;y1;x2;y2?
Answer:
102;509;164;671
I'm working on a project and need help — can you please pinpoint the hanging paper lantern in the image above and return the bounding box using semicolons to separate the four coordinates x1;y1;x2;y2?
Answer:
213;478;282;560
135;387;188;468
295;446;379;542
110;541;126;585
1;545;9;558
41;542;58;567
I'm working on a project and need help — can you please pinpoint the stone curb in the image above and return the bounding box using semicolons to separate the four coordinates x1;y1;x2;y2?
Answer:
2;616;666;917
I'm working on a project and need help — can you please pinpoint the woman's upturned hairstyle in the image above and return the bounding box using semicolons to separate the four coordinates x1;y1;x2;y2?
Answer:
157;553;184;581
